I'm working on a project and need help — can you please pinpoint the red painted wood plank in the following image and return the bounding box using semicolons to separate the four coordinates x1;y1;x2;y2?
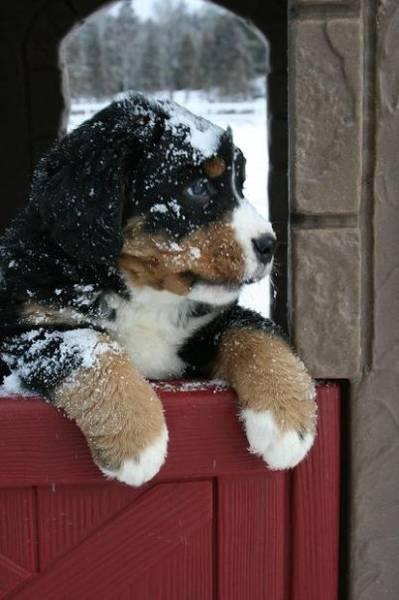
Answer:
12;482;213;599
0;489;36;572
37;484;144;569
0;554;31;599
0;384;330;487
291;384;341;600
218;472;289;600
0;383;341;599
0;386;265;486
120;524;212;600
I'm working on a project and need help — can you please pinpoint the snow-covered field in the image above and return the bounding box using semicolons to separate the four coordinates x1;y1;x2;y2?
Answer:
68;92;270;315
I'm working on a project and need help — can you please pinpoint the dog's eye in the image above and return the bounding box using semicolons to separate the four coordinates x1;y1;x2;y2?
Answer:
185;179;211;201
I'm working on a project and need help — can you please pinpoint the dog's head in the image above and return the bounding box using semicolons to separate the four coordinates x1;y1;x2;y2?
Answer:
31;93;275;305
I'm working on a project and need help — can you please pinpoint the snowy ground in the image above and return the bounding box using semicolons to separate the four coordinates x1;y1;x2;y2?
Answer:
68;92;270;315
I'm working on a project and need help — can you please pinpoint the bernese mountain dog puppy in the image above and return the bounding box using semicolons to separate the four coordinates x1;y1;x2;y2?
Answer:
0;93;316;486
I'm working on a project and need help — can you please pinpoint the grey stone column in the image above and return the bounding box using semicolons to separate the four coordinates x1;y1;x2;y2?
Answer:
289;7;363;377
289;0;399;597
351;1;399;598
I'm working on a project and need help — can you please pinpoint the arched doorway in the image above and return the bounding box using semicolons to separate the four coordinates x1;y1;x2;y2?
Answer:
62;0;271;316
2;0;287;328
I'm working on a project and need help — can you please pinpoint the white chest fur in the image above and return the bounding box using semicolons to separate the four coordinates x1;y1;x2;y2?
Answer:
103;288;215;379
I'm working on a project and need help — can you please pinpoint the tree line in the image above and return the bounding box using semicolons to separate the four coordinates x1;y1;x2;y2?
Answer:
62;0;268;101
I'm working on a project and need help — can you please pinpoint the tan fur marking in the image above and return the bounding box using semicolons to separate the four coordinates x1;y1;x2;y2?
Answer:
120;219;246;293
203;157;226;178
53;337;165;469
213;329;317;434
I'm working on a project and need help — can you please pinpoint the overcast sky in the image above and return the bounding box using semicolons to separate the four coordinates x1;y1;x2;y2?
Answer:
110;0;207;19
138;0;205;18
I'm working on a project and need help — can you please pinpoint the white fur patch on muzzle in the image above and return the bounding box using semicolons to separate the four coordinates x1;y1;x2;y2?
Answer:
232;199;276;282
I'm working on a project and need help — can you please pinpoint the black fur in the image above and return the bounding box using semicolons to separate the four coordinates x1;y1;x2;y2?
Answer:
180;305;283;376
0;93;275;395
0;94;245;310
1;328;87;393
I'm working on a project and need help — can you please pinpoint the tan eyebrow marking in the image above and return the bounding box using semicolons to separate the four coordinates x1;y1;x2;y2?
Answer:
203;157;226;179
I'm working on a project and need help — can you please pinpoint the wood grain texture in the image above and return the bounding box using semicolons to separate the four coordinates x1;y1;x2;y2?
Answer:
0;382;341;599
0;387;268;486
13;482;213;599
119;524;212;600
291;384;341;600
0;488;36;572
37;484;143;569
0;554;31;599
218;473;289;600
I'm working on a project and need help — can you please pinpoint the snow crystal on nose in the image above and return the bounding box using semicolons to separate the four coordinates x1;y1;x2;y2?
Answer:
161;101;223;157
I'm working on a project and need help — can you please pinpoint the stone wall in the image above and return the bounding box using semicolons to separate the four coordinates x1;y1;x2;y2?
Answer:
0;0;398;597
289;0;399;598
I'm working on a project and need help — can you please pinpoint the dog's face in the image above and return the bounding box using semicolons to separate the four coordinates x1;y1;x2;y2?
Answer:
32;94;275;306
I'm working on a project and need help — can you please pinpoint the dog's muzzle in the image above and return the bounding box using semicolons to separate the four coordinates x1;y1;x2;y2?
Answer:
231;199;276;282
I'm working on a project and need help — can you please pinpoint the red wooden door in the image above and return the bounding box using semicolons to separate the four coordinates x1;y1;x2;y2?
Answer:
0;383;341;599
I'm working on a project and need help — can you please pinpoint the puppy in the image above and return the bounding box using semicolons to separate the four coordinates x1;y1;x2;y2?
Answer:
0;93;316;486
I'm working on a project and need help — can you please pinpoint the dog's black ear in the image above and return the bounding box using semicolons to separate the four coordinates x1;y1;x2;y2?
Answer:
30;96;161;267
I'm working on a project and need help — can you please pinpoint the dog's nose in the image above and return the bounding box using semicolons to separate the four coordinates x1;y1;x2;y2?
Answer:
252;234;277;264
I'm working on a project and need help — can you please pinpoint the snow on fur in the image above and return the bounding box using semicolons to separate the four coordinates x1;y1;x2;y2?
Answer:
1;329;119;391
161;99;223;159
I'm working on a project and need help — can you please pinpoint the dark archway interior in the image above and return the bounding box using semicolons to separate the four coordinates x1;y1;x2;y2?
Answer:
0;0;287;329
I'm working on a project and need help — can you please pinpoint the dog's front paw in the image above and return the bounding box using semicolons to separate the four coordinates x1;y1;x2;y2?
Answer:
242;408;315;470
99;426;169;486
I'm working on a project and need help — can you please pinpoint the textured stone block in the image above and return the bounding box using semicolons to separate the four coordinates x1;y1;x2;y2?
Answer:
351;369;399;600
350;3;399;597
291;228;361;378
291;19;362;214
373;1;399;373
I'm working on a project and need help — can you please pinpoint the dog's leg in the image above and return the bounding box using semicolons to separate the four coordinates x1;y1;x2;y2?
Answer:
182;307;317;469
2;328;168;485
213;328;316;469
53;340;168;486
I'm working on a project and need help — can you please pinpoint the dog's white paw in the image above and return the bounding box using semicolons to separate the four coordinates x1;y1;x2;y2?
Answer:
100;427;169;486
242;408;315;470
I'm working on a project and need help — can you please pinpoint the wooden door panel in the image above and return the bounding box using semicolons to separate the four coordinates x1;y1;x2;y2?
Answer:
0;383;341;599
0;555;31;599
218;472;289;600
0;488;36;572
292;385;341;600
0;488;36;598
13;482;213;599
37;484;143;569
121;525;213;600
